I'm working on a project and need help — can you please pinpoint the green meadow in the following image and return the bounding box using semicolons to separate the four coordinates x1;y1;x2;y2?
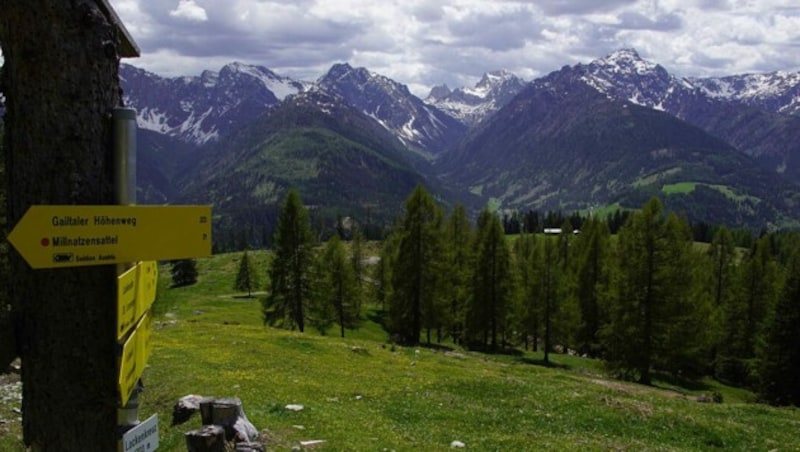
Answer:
2;250;800;450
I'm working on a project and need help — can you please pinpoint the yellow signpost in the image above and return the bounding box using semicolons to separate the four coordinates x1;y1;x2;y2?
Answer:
137;260;158;316
7;205;211;269
117;264;139;341
8;204;209;411
116;261;158;341
118;311;152;407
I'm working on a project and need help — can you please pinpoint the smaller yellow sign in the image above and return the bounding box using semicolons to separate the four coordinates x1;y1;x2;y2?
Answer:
116;264;139;341
118;313;151;407
137;311;153;370
137;261;158;316
117;261;158;341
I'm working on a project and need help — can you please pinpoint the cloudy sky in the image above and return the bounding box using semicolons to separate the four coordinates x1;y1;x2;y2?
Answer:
112;0;800;97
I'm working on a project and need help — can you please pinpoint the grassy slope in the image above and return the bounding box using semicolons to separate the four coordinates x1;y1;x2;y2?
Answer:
146;252;800;451
2;250;800;450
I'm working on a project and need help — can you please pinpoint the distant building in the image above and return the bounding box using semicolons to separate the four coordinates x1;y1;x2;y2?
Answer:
543;228;580;235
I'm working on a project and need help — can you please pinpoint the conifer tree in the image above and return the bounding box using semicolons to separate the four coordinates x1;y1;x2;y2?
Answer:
388;185;444;345
317;236;360;337
235;250;259;297
443;204;474;344
708;227;737;308
704;227;737;376
514;233;540;350
537;236;561;363
374;231;400;313
351;223;364;291
350;223;365;316
601;198;696;384
555;222;580;353
467;210;515;350
718;236;781;385
758;251;800;405
263;189;315;332
171;259;198;287
655;214;712;378
572;217;611;357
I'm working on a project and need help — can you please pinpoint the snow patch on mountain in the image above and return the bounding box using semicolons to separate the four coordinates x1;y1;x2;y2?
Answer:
316;63;465;154
576;48;800;119
426;70;527;126
121;62;309;145
579;48;689;110
691;71;800;116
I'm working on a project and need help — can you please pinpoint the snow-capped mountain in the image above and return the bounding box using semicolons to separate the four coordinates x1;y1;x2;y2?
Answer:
578;48;800;119
315;63;466;154
579;48;691;111
426;70;527;125
121;62;310;145
570;49;800;184
691;72;800;116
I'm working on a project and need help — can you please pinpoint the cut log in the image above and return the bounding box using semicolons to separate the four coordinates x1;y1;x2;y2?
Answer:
199;397;258;442
185;425;226;452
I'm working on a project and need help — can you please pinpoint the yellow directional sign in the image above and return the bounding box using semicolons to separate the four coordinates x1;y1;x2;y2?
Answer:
137;260;158;315
116;261;159;341
117;264;139;341
119;311;152;407
7;205;211;269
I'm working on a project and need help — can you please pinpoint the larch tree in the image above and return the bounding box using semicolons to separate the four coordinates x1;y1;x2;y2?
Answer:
349;223;365;318
758;249;800;406
317;235;360;337
443;204;474;344
654;214;712;379
536;235;561;364
374;230;399;313
351;223;364;289
555;222;580;353
388;185;444;345
601;198;696;384
704;226;738;377
719;236;781;385
235;250;259;297
263;189;315;332
572;217;611;357
514;233;540;351
467;210;515;350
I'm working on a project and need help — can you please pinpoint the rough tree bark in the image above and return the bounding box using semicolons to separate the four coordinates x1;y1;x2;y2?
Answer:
0;1;122;449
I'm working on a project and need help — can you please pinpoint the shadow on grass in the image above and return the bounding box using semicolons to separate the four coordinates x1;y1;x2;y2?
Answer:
465;343;524;356
652;371;714;392
516;356;571;370
366;308;388;329
418;342;456;353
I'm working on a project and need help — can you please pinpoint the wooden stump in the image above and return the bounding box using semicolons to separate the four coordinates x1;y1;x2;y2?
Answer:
200;397;251;440
185;424;226;452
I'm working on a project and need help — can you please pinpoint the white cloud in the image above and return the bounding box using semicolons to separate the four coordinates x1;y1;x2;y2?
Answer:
111;0;800;97
169;0;208;22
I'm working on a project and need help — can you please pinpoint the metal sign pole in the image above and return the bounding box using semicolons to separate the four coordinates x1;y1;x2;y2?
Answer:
113;107;141;435
113;107;137;206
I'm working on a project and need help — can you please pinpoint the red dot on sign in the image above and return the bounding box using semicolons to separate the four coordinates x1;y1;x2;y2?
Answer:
41;238;49;247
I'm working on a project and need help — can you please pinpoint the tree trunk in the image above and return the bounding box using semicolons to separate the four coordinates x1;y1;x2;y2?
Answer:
1;1;121;449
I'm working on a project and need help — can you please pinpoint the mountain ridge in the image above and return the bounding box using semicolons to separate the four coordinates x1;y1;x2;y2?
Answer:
118;49;800;238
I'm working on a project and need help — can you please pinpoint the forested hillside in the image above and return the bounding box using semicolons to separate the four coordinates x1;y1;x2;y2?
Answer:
262;186;800;405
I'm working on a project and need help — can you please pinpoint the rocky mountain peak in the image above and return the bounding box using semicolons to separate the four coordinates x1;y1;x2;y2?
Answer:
426;69;527;126
427;84;452;101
